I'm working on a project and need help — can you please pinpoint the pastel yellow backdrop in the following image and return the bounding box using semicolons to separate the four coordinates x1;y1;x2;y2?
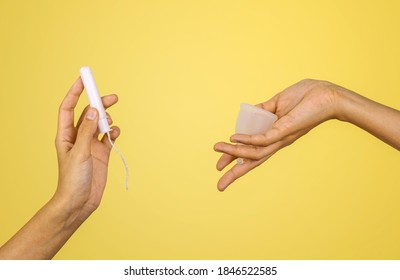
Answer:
0;0;399;259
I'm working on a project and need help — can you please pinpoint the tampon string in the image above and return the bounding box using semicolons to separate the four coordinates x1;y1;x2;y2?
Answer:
107;131;129;191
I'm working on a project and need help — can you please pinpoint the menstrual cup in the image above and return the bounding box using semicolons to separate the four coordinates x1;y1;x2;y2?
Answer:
235;103;278;163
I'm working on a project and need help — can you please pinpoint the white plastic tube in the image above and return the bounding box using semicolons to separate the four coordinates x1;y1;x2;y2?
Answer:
235;103;278;164
80;66;110;134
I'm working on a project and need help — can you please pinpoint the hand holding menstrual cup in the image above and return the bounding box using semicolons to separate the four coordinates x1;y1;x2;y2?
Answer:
235;103;278;164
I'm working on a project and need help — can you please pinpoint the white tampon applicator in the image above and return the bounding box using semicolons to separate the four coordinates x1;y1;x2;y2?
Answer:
80;66;129;190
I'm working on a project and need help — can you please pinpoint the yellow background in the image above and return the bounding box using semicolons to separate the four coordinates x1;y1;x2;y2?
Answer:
0;0;399;259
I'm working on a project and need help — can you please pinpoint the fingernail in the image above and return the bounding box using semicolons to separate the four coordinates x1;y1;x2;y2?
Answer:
86;108;96;120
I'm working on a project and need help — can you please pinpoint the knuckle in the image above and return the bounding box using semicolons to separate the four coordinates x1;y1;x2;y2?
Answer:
301;78;313;83
70;148;86;162
249;134;260;144
264;132;275;143
256;134;268;146
54;137;61;150
283;114;296;127
255;148;268;160
58;102;65;114
88;201;100;212
245;146;264;160
58;99;71;113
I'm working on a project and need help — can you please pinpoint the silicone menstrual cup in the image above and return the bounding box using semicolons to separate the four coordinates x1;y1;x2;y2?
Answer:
235;103;278;163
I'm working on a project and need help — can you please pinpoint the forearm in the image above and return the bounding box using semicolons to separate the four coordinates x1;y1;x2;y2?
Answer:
0;195;86;259
335;87;400;150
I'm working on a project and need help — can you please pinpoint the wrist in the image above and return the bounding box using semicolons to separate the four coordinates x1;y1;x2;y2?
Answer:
305;80;344;121
330;85;358;123
326;83;352;122
49;191;91;230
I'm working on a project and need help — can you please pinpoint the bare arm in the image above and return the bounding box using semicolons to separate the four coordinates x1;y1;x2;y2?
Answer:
0;196;87;259
336;86;400;150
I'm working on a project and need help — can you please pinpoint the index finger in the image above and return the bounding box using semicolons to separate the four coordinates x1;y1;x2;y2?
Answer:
57;77;84;136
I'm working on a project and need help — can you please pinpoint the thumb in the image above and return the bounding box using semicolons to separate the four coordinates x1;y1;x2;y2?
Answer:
258;94;278;114
74;108;99;158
